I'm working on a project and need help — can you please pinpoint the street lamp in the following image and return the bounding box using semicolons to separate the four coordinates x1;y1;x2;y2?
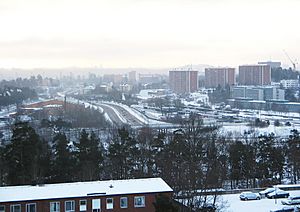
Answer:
275;186;278;204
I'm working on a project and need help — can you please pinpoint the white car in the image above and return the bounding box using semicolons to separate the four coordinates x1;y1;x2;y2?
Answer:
282;196;300;205
240;192;261;201
270;206;299;212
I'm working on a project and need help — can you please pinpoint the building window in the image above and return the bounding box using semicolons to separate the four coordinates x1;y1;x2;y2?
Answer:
106;198;113;210
92;199;101;212
65;201;75;212
120;197;128;208
79;200;87;211
50;202;60;212
0;205;5;212
134;196;145;208
10;205;21;212
26;203;36;212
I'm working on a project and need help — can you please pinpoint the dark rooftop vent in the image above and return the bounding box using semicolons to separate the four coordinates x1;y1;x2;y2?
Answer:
109;184;113;188
87;192;106;196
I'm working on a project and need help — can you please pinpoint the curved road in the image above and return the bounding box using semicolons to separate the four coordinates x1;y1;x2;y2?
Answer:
97;103;146;127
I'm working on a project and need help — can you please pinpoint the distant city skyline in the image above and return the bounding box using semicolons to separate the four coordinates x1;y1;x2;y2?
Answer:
0;0;299;70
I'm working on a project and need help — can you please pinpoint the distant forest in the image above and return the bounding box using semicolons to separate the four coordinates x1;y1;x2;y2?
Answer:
271;67;299;82
0;76;60;107
0;87;37;107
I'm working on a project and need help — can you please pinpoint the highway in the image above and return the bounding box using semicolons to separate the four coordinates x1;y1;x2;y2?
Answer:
97;102;146;128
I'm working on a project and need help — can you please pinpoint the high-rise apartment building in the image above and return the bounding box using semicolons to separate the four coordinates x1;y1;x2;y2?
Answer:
238;65;271;86
128;71;136;84
205;68;235;88
169;70;198;93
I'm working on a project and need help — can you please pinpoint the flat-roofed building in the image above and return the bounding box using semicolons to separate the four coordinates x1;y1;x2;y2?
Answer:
232;86;285;101
280;79;299;89
0;178;173;212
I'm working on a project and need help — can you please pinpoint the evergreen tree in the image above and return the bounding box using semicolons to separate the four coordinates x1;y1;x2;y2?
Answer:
254;134;284;186
0;146;6;185
153;194;178;212
75;130;103;181
228;141;256;188
135;127;157;177
51;133;74;183
204;139;221;188
161;130;189;193
287;129;300;183
4;122;48;185
107;128;137;179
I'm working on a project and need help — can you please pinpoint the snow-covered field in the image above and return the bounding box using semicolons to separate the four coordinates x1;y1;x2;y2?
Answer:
219;124;298;138
223;190;300;212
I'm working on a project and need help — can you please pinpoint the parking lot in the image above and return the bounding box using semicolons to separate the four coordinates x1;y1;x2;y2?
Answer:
223;190;300;212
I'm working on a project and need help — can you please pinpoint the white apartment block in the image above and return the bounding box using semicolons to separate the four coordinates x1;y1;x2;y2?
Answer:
280;79;299;89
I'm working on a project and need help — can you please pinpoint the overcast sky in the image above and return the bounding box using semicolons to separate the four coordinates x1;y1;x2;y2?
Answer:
0;0;299;69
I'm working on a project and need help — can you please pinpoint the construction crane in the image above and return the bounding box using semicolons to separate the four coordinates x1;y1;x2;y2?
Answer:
283;50;298;71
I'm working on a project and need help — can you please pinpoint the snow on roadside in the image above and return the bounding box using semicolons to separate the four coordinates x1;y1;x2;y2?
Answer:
108;102;177;127
104;102;148;124
120;104;149;125
103;113;113;125
100;103;128;124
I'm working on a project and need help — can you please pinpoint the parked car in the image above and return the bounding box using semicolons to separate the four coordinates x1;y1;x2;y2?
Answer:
240;192;261;201
270;206;298;212
267;189;289;199
260;187;276;197
282;196;300;205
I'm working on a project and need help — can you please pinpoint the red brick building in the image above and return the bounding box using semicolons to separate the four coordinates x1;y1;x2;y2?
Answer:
238;65;271;86
0;178;173;212
169;70;198;94
204;68;235;88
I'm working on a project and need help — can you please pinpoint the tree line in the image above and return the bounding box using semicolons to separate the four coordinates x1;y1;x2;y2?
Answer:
271;67;299;82
0;86;37;107
0;121;300;210
0;75;59;88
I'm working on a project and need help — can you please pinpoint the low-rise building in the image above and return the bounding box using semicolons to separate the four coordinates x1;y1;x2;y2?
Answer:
245;88;264;101
264;86;285;100
231;86;285;101
0;178;173;212
280;79;299;89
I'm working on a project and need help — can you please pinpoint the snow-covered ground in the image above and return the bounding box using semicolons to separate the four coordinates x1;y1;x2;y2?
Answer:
224;190;300;212
219;123;298;138
136;89;170;100
182;92;209;107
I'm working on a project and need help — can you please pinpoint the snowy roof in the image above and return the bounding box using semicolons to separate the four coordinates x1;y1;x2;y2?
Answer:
0;178;173;203
284;102;300;105
248;100;266;103
43;104;63;108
